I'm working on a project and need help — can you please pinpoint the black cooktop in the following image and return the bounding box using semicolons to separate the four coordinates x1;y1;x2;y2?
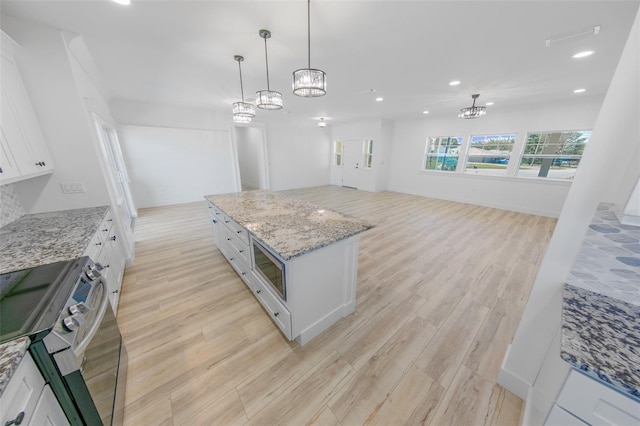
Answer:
0;258;82;343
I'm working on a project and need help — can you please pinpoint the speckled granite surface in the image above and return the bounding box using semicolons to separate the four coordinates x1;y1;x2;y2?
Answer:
0;206;109;274
561;203;640;399
205;190;374;260
0;336;29;397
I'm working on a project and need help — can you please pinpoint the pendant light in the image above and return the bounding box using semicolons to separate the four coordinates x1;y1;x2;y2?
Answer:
232;55;255;123
458;94;486;119
293;0;326;97
256;29;283;110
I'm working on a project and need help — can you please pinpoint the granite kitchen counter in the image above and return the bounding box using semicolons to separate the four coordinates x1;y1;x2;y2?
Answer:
0;336;29;397
0;206;109;274
561;203;640;399
204;190;374;260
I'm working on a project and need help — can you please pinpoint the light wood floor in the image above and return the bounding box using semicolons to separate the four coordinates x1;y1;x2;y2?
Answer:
117;186;557;426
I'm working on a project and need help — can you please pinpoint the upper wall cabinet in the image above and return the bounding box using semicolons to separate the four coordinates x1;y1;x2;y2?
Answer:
0;32;53;185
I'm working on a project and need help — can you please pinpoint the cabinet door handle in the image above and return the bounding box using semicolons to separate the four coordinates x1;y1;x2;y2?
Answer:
113;289;119;294
236;230;242;234
95;242;102;246
102;228;109;232
107;218;113;222
230;257;235;261
256;290;261;294
5;411;25;426
0;167;3;173
109;235;117;241
239;249;244;253
274;312;279;317
227;238;231;241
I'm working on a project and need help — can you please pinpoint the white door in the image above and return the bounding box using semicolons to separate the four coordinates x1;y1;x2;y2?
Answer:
342;140;361;188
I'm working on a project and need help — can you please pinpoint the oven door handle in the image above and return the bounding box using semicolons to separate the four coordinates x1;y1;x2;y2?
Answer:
74;279;109;358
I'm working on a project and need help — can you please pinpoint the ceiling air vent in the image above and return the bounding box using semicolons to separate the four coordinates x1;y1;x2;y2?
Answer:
545;25;600;47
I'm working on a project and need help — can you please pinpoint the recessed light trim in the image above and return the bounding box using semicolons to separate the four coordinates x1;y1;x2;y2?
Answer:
572;50;595;59
573;88;587;93
485;102;494;106
112;0;131;5
375;97;384;102
449;80;461;86
423;110;430;114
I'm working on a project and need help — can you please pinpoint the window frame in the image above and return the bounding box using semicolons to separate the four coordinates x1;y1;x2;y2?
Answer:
517;130;591;180
422;136;463;172
464;133;517;176
364;139;373;169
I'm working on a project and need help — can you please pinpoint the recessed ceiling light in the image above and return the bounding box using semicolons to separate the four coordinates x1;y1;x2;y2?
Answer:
423;110;430;114
112;0;131;4
449;80;461;86
375;97;384;102
572;50;595;59
573;88;586;93
485;102;494;106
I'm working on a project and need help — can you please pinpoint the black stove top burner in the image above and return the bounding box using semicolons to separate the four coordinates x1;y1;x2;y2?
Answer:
0;259;82;343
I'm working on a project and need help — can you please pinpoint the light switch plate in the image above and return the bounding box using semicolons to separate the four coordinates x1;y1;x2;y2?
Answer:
60;182;86;194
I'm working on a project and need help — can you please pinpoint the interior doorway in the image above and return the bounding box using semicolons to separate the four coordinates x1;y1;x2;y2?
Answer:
234;126;269;191
342;139;362;188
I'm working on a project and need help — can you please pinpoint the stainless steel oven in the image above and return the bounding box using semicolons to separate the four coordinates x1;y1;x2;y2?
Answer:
251;238;286;301
0;257;127;425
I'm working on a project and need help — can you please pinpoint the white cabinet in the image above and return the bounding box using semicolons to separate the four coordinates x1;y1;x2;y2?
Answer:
29;385;68;426
83;210;125;314
0;353;69;426
546;370;640;426
0;32;53;185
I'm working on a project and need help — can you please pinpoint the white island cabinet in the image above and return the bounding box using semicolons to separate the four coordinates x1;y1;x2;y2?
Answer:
205;190;373;345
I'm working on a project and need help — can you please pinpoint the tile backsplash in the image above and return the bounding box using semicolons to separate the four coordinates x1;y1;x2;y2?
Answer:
0;184;25;227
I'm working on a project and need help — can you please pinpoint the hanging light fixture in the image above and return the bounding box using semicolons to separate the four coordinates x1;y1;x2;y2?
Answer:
318;117;327;127
293;0;326;97
256;29;283;110
458;94;486;119
232;55;255;123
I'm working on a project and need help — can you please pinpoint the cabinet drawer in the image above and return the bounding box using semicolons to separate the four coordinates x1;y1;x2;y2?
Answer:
222;216;250;245
227;249;251;285
0;353;45;426
557;370;640;425
253;279;292;340
224;228;250;265
83;231;104;263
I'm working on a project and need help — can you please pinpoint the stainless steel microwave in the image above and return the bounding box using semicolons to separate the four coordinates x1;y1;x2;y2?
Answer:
251;238;286;301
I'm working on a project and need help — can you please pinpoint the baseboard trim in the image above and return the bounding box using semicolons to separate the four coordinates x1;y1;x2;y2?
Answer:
497;344;531;400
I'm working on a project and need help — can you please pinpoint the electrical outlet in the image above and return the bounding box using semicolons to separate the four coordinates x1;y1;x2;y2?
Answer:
60;182;86;194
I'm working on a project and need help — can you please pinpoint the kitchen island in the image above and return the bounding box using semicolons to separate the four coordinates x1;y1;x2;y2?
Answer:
204;190;374;345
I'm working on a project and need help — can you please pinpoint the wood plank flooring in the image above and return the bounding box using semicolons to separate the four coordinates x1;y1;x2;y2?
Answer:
117;186;556;426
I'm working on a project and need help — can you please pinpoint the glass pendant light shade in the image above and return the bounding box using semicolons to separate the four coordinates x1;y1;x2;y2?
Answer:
293;0;326;97
232;101;256;117
233;114;252;124
458;94;486;119
257;29;283;110
232;55;255;122
256;90;283;110
293;68;326;97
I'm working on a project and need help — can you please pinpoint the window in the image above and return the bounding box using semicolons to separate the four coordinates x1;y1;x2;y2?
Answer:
517;130;591;179
334;141;342;166
423;136;462;171
465;133;516;176
364;139;373;169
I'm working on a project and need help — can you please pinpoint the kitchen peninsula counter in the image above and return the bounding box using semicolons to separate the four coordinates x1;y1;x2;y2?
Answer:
0;206;109;274
204;190;373;260
204;190;374;345
561;203;640;400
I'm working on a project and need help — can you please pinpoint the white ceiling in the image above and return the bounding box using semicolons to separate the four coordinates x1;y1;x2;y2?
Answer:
2;0;639;125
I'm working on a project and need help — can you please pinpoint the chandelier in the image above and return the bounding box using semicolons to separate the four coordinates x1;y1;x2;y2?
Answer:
232;55;255;123
458;94;486;119
293;0;326;97
318;117;327;127
256;29;283;110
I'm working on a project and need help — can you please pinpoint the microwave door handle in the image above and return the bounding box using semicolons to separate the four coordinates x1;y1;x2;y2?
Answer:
74;279;109;358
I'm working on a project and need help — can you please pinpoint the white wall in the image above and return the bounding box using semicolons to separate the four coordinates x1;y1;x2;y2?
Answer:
235;126;268;190
118;125;237;208
387;97;602;217
2;16;112;213
499;6;640;422
266;121;331;191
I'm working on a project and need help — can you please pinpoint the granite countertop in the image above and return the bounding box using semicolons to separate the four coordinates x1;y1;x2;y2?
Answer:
0;337;29;397
561;202;640;399
204;190;374;260
0;206;109;274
